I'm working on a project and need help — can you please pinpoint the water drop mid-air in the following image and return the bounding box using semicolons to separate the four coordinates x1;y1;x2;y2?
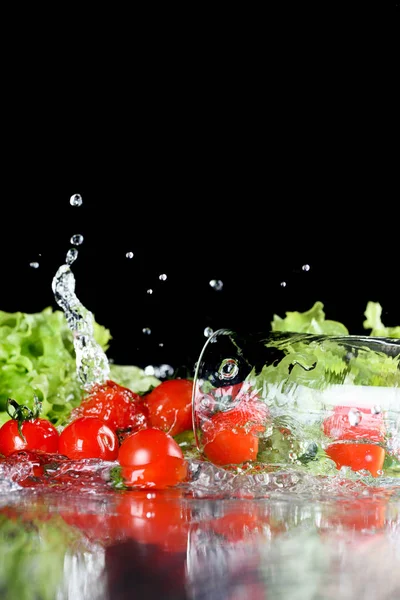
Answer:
70;234;84;246
209;279;223;291
69;193;83;207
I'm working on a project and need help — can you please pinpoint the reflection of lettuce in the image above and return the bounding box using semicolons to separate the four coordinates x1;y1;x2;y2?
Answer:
0;512;81;600
363;302;400;338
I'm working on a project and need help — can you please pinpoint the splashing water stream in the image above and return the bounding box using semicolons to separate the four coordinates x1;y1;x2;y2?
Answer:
52;263;110;389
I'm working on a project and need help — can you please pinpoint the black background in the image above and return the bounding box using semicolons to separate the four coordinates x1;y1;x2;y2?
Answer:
1;141;398;376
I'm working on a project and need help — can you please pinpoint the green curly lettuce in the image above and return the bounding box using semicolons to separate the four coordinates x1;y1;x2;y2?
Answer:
0;308;160;427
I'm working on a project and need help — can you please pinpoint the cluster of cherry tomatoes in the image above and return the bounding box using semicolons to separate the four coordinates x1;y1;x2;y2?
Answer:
0;379;194;489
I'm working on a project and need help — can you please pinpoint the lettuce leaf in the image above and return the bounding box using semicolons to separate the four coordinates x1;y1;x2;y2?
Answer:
363;301;400;338
109;364;160;394
271;301;349;335
0;307;111;426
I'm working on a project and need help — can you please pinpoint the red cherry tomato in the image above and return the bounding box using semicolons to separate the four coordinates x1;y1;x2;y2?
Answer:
323;406;385;443
326;442;385;477
118;428;188;489
0;418;59;457
71;380;149;433
144;379;193;437
202;401;268;466
59;417;118;460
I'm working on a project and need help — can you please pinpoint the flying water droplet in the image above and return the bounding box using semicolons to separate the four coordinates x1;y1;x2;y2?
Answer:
126;252;134;259
70;234;84;246
52;264;110;388
159;342;164;347
70;193;83;207
204;327;214;338
144;365;156;376
209;279;223;291
142;328;152;335
159;364;174;378
372;405;381;415
302;264;311;271
29;262;39;269
159;274;167;281
147;289;153;294
348;408;362;427
280;281;287;287
66;248;78;265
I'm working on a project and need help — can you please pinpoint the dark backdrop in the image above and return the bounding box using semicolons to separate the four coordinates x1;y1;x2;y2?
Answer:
1;151;398;374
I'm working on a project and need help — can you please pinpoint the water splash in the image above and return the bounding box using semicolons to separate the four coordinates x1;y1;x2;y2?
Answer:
52;263;110;389
204;327;214;338
66;248;79;265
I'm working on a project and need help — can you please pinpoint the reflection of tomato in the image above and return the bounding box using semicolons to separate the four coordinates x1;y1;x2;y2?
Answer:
59;417;119;460
145;379;193;436
118;428;188;489
115;490;190;552
323;406;385;443
202;402;267;466
323;498;387;532
326;442;385;477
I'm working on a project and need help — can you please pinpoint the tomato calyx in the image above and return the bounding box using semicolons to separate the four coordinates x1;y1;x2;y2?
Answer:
6;396;43;442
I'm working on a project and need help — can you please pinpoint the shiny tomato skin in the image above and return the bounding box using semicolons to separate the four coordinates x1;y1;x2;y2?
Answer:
71;380;149;433
326;442;385;477
201;401;267;466
145;379;193;437
118;428;186;489
118;428;183;467
204;429;259;466
59;417;118;460
121;457;188;489
0;418;59;457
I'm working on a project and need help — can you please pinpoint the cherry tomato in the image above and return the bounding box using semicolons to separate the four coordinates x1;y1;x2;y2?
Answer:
202;401;268;466
0;418;59;457
323;406;385;443
326;442;385;477
71;380;149;433
59;417;118;460
118;428;188;489
144;379;193;437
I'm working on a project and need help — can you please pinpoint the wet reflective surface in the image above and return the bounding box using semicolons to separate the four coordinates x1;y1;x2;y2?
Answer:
2;486;400;599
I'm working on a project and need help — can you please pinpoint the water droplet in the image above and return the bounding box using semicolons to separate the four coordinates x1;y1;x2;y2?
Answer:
204;327;214;338
66;248;78;265
348;408;362;427
302;264;311;271
159;343;164;347
372;405;382;415
29;262;39;269
280;281;287;287
70;193;83;207
144;365;156;376
126;252;134;259
159;364;174;378
159;273;167;281
147;289;153;294
209;279;223;291
142;328;151;335
70;234;84;246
